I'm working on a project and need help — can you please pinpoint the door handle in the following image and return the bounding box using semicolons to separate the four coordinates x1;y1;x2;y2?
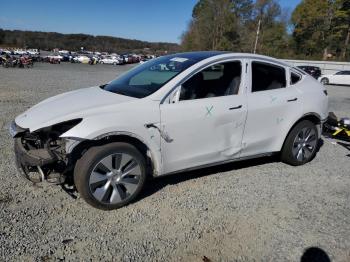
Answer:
287;98;298;102
229;105;242;110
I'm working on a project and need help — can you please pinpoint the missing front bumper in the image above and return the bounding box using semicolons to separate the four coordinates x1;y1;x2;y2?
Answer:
13;138;64;183
14;138;57;166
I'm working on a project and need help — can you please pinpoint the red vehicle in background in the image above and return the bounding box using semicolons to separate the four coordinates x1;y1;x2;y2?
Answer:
19;56;34;68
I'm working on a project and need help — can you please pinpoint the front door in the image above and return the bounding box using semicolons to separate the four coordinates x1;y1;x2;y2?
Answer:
159;60;248;174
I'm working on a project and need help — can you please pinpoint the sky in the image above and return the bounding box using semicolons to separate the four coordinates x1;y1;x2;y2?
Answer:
0;0;301;43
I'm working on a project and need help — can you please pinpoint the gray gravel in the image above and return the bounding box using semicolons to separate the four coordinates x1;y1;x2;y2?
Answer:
0;63;349;261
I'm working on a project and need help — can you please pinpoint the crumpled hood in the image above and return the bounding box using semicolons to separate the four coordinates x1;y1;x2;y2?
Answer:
15;86;136;131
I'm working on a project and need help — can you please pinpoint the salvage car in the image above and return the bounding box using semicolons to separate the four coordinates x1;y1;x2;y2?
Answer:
10;52;329;210
99;56;121;65
319;70;350;85
73;55;90;64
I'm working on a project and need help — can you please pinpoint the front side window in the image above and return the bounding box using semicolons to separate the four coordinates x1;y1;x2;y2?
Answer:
179;61;242;101
104;56;199;98
252;62;286;92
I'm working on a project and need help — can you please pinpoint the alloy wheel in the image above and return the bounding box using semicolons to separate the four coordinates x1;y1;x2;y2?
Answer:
89;153;141;204
292;127;317;162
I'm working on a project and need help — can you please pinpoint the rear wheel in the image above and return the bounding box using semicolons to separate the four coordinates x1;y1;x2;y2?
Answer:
281;120;319;166
74;142;147;210
320;77;329;85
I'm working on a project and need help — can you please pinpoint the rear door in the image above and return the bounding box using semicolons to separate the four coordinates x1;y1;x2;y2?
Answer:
240;60;303;157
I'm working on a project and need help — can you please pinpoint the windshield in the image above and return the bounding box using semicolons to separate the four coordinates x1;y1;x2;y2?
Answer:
103;55;198;98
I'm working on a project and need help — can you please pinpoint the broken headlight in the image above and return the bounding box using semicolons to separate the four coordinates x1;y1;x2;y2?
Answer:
9;121;28;138
45;119;83;138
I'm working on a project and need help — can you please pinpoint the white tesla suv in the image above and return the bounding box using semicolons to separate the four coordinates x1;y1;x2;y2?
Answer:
10;52;329;210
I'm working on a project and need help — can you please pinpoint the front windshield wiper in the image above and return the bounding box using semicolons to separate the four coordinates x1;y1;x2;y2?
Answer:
103;87;135;98
114;90;131;97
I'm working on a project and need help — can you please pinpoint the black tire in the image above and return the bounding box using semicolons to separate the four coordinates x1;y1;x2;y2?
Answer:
281;120;319;166
74;142;147;210
320;77;329;85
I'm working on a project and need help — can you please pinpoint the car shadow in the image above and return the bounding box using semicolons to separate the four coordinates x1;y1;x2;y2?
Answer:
337;141;350;151
138;139;325;201
139;154;279;201
336;141;350;157
60;139;325;201
300;247;331;262
315;138;324;154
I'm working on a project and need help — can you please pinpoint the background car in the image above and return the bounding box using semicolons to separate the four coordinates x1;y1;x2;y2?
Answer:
27;49;40;56
99;56;121;65
46;55;62;63
61;54;72;62
297;65;322;79
319;70;350;85
73;55;90;64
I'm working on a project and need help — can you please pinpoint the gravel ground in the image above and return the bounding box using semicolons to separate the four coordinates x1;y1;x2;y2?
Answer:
0;63;349;261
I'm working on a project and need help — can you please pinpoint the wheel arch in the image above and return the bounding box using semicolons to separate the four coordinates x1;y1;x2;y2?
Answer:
280;112;321;151
69;132;160;177
320;76;330;83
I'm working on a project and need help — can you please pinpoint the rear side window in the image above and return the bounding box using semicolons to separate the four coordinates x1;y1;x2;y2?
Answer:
252;62;286;92
290;72;302;85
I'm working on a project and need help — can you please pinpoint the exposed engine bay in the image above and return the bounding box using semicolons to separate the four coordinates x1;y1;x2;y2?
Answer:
11;119;82;184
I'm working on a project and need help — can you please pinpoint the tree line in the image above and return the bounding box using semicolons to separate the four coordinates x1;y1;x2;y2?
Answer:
0;29;179;54
181;0;350;60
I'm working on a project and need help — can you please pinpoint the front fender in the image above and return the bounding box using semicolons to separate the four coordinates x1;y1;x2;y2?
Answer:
60;105;162;175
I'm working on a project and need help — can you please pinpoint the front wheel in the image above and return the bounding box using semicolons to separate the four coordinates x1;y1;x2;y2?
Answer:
74;142;147;210
281;120;319;166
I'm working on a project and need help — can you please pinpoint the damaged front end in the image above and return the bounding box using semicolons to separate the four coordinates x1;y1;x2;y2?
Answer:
10;119;82;184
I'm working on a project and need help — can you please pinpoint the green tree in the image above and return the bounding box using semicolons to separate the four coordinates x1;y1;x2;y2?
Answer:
181;0;290;58
332;0;350;59
181;0;253;51
291;0;338;59
249;0;290;56
0;29;179;53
